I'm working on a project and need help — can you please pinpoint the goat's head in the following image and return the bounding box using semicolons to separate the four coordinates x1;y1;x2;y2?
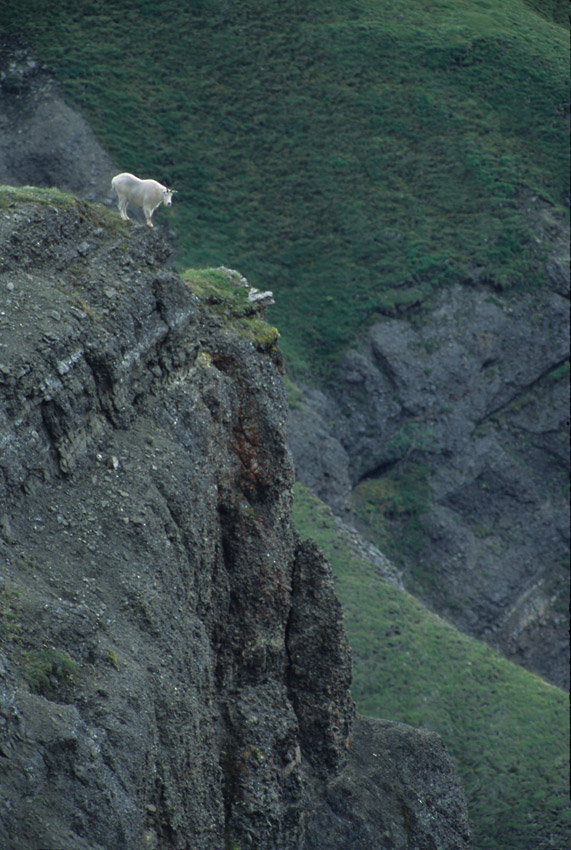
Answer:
163;188;175;206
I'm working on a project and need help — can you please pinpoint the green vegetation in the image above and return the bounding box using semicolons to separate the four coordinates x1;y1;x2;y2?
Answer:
21;647;79;694
0;184;78;208
351;420;445;594
182;267;280;352
1;583;79;696
352;462;431;573
106;648;120;669
283;375;306;410
0;586;22;641
546;359;570;382
0;185;128;234
1;0;567;375
293;482;570;850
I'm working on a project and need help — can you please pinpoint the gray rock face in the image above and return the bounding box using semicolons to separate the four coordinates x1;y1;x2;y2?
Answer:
288;389;353;517
0;198;349;849
304;716;471;850
290;280;570;689
0;43;116;201
0;198;469;849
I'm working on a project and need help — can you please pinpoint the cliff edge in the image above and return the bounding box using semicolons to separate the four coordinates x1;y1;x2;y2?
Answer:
0;191;470;849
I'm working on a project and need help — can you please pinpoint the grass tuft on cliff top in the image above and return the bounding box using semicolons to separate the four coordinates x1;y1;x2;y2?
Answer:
1;0;568;376
292;482;570;850
0;185;79;208
0;185;128;234
182;267;280;352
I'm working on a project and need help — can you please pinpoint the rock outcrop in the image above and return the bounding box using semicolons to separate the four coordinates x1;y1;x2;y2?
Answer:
0;194;470;849
0;43;115;202
304;716;471;850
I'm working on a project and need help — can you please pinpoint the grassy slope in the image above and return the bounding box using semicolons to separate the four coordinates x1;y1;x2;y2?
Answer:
293;483;570;850
1;0;568;375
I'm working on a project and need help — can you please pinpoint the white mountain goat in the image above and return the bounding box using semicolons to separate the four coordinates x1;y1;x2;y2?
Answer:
111;172;175;227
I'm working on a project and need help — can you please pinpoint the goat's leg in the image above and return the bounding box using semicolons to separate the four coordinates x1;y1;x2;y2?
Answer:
118;197;130;220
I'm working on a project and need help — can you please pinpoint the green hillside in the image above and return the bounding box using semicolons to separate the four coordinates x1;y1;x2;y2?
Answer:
2;0;568;375
293;482;570;850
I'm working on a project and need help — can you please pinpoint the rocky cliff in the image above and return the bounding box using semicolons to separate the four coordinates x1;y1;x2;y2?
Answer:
0;192;470;849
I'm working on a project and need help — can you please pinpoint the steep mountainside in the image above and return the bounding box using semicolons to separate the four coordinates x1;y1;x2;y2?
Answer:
1;0;567;691
0;191;470;849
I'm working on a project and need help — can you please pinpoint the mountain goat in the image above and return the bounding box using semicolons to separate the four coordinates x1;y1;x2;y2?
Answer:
111;172;175;227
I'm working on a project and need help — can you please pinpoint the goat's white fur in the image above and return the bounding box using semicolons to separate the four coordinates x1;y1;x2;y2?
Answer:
111;172;174;227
